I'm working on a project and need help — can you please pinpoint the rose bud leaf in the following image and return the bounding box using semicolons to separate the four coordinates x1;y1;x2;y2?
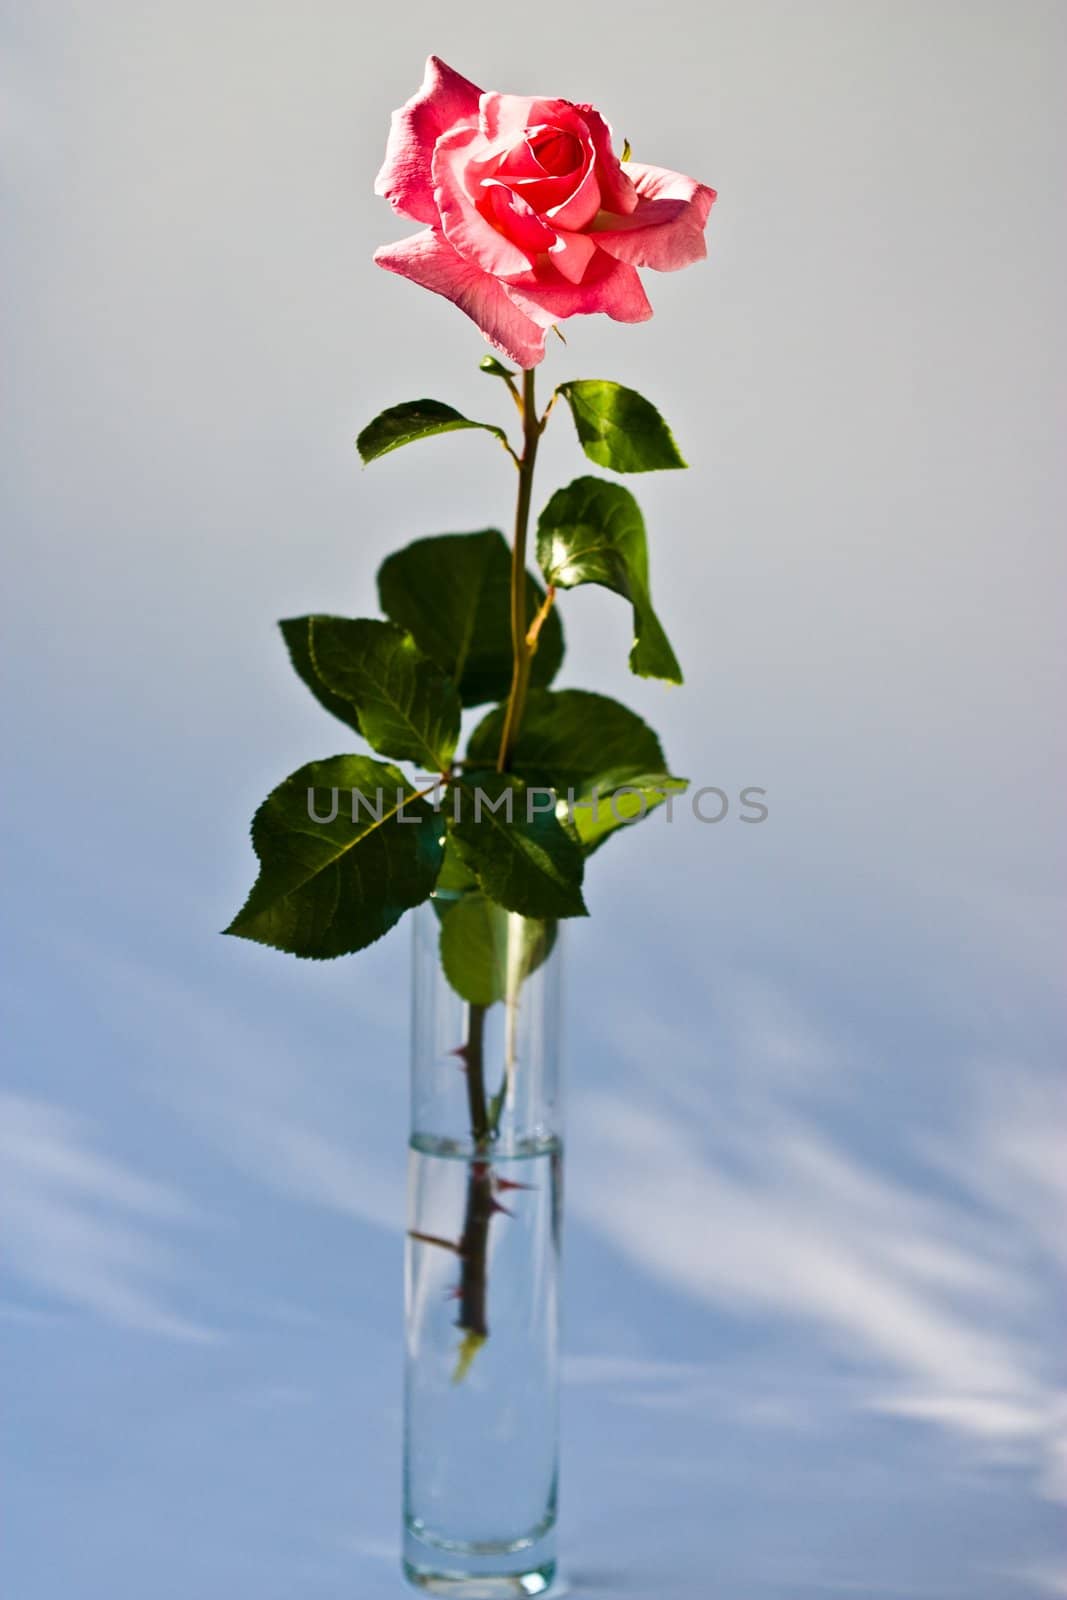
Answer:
357;399;511;465
559;380;687;474
536;477;683;684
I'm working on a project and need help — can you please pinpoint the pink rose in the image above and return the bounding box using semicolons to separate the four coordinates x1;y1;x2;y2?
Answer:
374;57;716;369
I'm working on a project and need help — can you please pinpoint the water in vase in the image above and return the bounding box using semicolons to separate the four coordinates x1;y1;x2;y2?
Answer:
403;1133;561;1596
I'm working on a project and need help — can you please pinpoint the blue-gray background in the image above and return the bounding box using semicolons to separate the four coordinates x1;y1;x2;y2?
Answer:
3;2;1065;1595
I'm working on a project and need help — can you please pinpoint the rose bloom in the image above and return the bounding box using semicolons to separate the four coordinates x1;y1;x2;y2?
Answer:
374;57;716;368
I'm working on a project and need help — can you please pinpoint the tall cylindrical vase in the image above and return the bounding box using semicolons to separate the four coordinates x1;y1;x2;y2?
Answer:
403;893;563;1597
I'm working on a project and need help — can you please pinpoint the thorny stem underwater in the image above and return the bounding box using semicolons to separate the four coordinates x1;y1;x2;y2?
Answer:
419;368;553;1380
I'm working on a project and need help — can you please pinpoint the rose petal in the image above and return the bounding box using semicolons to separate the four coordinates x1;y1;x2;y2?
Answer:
527;127;584;176
480;93;586;145
591;162;717;272
494;121;597;220
493;136;548;182
477;95;602;230
432;124;533;278
507;246;653;325
544;158;601;231
374;228;548;367
374;56;482;225
496;166;590;219
547;228;597;284
576;103;638;216
482;181;557;256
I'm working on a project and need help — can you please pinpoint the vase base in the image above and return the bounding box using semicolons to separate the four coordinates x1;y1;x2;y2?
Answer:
403;1561;555;1598
399;1568;550;1593
404;1524;556;1597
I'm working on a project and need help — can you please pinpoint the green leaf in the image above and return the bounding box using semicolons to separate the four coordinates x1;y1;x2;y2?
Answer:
569;771;688;853
479;354;516;380
449;774;587;919
224;755;444;958
439;893;557;1006
439;893;509;1004
434;836;479;900
536;477;682;683
468;688;687;853
512;913;558;986
468;688;663;788
279;616;364;735
558;380;686;473
308;618;460;771
377;530;564;707
357;400;510;464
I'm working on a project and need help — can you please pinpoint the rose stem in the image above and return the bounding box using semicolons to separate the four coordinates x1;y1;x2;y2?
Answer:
455;366;548;1356
496;366;544;773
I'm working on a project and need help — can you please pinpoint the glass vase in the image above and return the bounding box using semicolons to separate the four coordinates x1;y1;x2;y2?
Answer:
403;892;563;1597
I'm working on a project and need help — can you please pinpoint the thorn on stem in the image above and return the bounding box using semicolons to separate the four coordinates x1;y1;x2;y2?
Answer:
408;1230;462;1254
